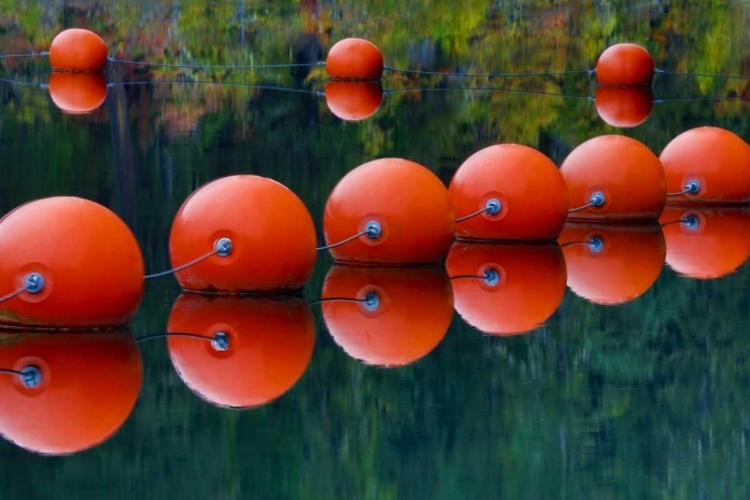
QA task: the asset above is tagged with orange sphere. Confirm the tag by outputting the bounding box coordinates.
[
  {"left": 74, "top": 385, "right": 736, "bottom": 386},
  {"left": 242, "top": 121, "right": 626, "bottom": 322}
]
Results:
[
  {"left": 595, "top": 86, "right": 653, "bottom": 128},
  {"left": 660, "top": 207, "right": 750, "bottom": 279},
  {"left": 558, "top": 222, "right": 666, "bottom": 305},
  {"left": 167, "top": 293, "right": 315, "bottom": 409},
  {"left": 48, "top": 72, "right": 107, "bottom": 114},
  {"left": 0, "top": 197, "right": 144, "bottom": 328},
  {"left": 49, "top": 28, "right": 108, "bottom": 72},
  {"left": 561, "top": 135, "right": 667, "bottom": 222},
  {"left": 325, "top": 81, "right": 383, "bottom": 121},
  {"left": 323, "top": 158, "right": 455, "bottom": 265},
  {"left": 596, "top": 43, "right": 654, "bottom": 86},
  {"left": 326, "top": 38, "right": 384, "bottom": 81},
  {"left": 659, "top": 127, "right": 750, "bottom": 204},
  {"left": 169, "top": 175, "right": 317, "bottom": 292},
  {"left": 446, "top": 242, "right": 566, "bottom": 336},
  {"left": 321, "top": 265, "right": 453, "bottom": 367},
  {"left": 449, "top": 144, "right": 568, "bottom": 241},
  {"left": 0, "top": 330, "right": 142, "bottom": 455}
]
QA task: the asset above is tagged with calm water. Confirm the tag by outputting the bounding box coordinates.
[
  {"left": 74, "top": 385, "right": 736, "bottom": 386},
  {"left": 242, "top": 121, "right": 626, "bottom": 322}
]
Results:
[{"left": 2, "top": 1, "right": 750, "bottom": 499}]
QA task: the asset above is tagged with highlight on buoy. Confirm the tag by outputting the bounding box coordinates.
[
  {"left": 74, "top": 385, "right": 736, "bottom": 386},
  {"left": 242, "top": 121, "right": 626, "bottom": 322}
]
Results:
[
  {"left": 326, "top": 38, "right": 384, "bottom": 81},
  {"left": 169, "top": 175, "right": 317, "bottom": 293},
  {"left": 323, "top": 158, "right": 455, "bottom": 265},
  {"left": 595, "top": 43, "right": 654, "bottom": 87},
  {"left": 48, "top": 72, "right": 108, "bottom": 114},
  {"left": 49, "top": 28, "right": 108, "bottom": 73},
  {"left": 595, "top": 86, "right": 654, "bottom": 128},
  {"left": 659, "top": 126, "right": 750, "bottom": 204},
  {"left": 449, "top": 144, "right": 568, "bottom": 241},
  {"left": 0, "top": 197, "right": 144, "bottom": 328},
  {"left": 325, "top": 81, "right": 383, "bottom": 121}
]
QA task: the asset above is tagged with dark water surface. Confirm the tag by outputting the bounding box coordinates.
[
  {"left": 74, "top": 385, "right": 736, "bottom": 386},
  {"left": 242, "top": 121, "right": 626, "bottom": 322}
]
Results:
[{"left": 2, "top": 1, "right": 750, "bottom": 498}]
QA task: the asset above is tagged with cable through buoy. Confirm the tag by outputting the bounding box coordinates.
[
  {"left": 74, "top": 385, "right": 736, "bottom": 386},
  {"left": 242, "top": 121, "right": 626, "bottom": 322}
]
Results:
[
  {"left": 144, "top": 237, "right": 233, "bottom": 279},
  {"left": 136, "top": 331, "right": 230, "bottom": 351},
  {"left": 568, "top": 191, "right": 605, "bottom": 212},
  {"left": 449, "top": 268, "right": 501, "bottom": 286},
  {"left": 0, "top": 366, "right": 42, "bottom": 388},
  {"left": 308, "top": 291, "right": 381, "bottom": 311},
  {"left": 317, "top": 221, "right": 382, "bottom": 251},
  {"left": 667, "top": 180, "right": 701, "bottom": 197},
  {"left": 0, "top": 51, "right": 48, "bottom": 59},
  {"left": 0, "top": 272, "right": 46, "bottom": 305},
  {"left": 455, "top": 198, "right": 502, "bottom": 222}
]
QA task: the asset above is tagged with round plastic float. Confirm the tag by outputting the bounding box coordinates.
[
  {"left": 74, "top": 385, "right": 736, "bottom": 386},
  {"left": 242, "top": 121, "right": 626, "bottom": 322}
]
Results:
[
  {"left": 49, "top": 28, "right": 108, "bottom": 72},
  {"left": 326, "top": 38, "right": 384, "bottom": 80},
  {"left": 325, "top": 81, "right": 383, "bottom": 121},
  {"left": 595, "top": 86, "right": 653, "bottom": 128},
  {"left": 48, "top": 72, "right": 107, "bottom": 114},
  {"left": 596, "top": 43, "right": 654, "bottom": 86}
]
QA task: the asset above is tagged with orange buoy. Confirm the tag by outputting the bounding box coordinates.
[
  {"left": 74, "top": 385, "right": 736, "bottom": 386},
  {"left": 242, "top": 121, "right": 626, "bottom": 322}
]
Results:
[
  {"left": 323, "top": 158, "right": 455, "bottom": 265},
  {"left": 561, "top": 135, "right": 667, "bottom": 222},
  {"left": 449, "top": 144, "right": 568, "bottom": 241},
  {"left": 595, "top": 86, "right": 653, "bottom": 128},
  {"left": 0, "top": 197, "right": 144, "bottom": 328},
  {"left": 169, "top": 175, "right": 317, "bottom": 293},
  {"left": 49, "top": 28, "right": 108, "bottom": 73},
  {"left": 325, "top": 81, "right": 383, "bottom": 121},
  {"left": 48, "top": 72, "right": 107, "bottom": 114},
  {"left": 595, "top": 43, "right": 654, "bottom": 86},
  {"left": 558, "top": 222, "right": 666, "bottom": 305},
  {"left": 659, "top": 126, "right": 750, "bottom": 204},
  {"left": 321, "top": 265, "right": 453, "bottom": 367},
  {"left": 446, "top": 242, "right": 566, "bottom": 336},
  {"left": 0, "top": 330, "right": 142, "bottom": 455},
  {"left": 326, "top": 38, "right": 384, "bottom": 81},
  {"left": 167, "top": 293, "right": 315, "bottom": 409},
  {"left": 660, "top": 207, "right": 750, "bottom": 279}
]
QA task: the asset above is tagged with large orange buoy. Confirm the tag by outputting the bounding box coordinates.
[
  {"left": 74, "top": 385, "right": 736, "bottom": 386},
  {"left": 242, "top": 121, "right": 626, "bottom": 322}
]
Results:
[
  {"left": 561, "top": 135, "right": 667, "bottom": 222},
  {"left": 558, "top": 222, "right": 666, "bottom": 305},
  {"left": 449, "top": 144, "right": 568, "bottom": 241},
  {"left": 326, "top": 38, "right": 384, "bottom": 81},
  {"left": 49, "top": 28, "right": 108, "bottom": 73},
  {"left": 595, "top": 43, "right": 654, "bottom": 86},
  {"left": 659, "top": 207, "right": 750, "bottom": 279},
  {"left": 325, "top": 81, "right": 383, "bottom": 121},
  {"left": 48, "top": 72, "right": 108, "bottom": 114},
  {"left": 0, "top": 197, "right": 144, "bottom": 328},
  {"left": 0, "top": 330, "right": 142, "bottom": 455},
  {"left": 321, "top": 265, "right": 453, "bottom": 367},
  {"left": 659, "top": 127, "right": 750, "bottom": 205},
  {"left": 446, "top": 242, "right": 566, "bottom": 336},
  {"left": 167, "top": 293, "right": 315, "bottom": 409},
  {"left": 595, "top": 86, "right": 653, "bottom": 128},
  {"left": 169, "top": 175, "right": 317, "bottom": 293},
  {"left": 323, "top": 158, "right": 455, "bottom": 265}
]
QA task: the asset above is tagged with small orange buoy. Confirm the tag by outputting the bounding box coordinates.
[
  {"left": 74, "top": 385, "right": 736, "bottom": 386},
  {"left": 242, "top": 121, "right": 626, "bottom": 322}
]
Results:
[
  {"left": 323, "top": 158, "right": 455, "bottom": 265},
  {"left": 595, "top": 86, "right": 653, "bottom": 128},
  {"left": 325, "top": 81, "right": 383, "bottom": 121},
  {"left": 659, "top": 126, "right": 750, "bottom": 204},
  {"left": 326, "top": 38, "right": 384, "bottom": 81},
  {"left": 0, "top": 197, "right": 144, "bottom": 328},
  {"left": 169, "top": 175, "right": 317, "bottom": 293},
  {"left": 561, "top": 135, "right": 667, "bottom": 222},
  {"left": 48, "top": 72, "right": 107, "bottom": 114},
  {"left": 0, "top": 330, "right": 142, "bottom": 455},
  {"left": 446, "top": 242, "right": 566, "bottom": 336},
  {"left": 558, "top": 222, "right": 666, "bottom": 305},
  {"left": 167, "top": 293, "right": 315, "bottom": 409},
  {"left": 49, "top": 28, "right": 108, "bottom": 73},
  {"left": 449, "top": 144, "right": 568, "bottom": 241},
  {"left": 595, "top": 43, "right": 654, "bottom": 86},
  {"left": 660, "top": 207, "right": 750, "bottom": 279},
  {"left": 321, "top": 265, "right": 453, "bottom": 367}
]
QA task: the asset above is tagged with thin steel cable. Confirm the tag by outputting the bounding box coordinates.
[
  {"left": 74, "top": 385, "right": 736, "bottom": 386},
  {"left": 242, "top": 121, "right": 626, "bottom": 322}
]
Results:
[
  {"left": 0, "top": 285, "right": 28, "bottom": 304},
  {"left": 456, "top": 206, "right": 492, "bottom": 223},
  {"left": 317, "top": 230, "right": 369, "bottom": 251},
  {"left": 144, "top": 248, "right": 218, "bottom": 279}
]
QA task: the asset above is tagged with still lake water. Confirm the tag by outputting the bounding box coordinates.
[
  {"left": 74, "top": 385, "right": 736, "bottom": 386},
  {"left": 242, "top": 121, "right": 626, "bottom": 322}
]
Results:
[{"left": 2, "top": 1, "right": 750, "bottom": 498}]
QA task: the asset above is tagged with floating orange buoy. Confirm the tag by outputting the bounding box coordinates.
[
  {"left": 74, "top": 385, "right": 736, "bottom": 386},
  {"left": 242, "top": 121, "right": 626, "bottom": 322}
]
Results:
[
  {"left": 0, "top": 197, "right": 144, "bottom": 328},
  {"left": 595, "top": 86, "right": 653, "bottom": 128},
  {"left": 326, "top": 38, "right": 384, "bottom": 80},
  {"left": 446, "top": 242, "right": 566, "bottom": 336},
  {"left": 167, "top": 293, "right": 315, "bottom": 409},
  {"left": 595, "top": 43, "right": 654, "bottom": 86},
  {"left": 659, "top": 127, "right": 750, "bottom": 204},
  {"left": 325, "top": 81, "right": 383, "bottom": 121},
  {"left": 659, "top": 207, "right": 750, "bottom": 279},
  {"left": 48, "top": 72, "right": 107, "bottom": 114},
  {"left": 449, "top": 144, "right": 568, "bottom": 241},
  {"left": 561, "top": 135, "right": 667, "bottom": 222},
  {"left": 558, "top": 222, "right": 666, "bottom": 305},
  {"left": 321, "top": 265, "right": 453, "bottom": 367},
  {"left": 0, "top": 330, "right": 142, "bottom": 455},
  {"left": 169, "top": 175, "right": 317, "bottom": 293},
  {"left": 323, "top": 158, "right": 455, "bottom": 265},
  {"left": 49, "top": 28, "right": 108, "bottom": 73}
]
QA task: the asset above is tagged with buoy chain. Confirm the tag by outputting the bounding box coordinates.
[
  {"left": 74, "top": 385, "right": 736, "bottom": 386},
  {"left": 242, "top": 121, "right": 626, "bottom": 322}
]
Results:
[
  {"left": 136, "top": 331, "right": 230, "bottom": 351},
  {"left": 0, "top": 366, "right": 42, "bottom": 388},
  {"left": 144, "top": 237, "right": 232, "bottom": 280}
]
